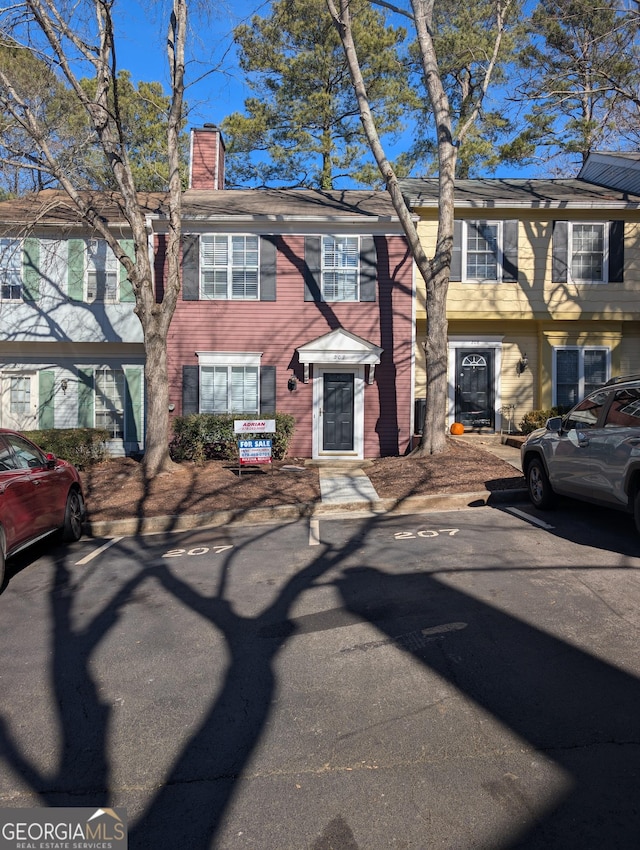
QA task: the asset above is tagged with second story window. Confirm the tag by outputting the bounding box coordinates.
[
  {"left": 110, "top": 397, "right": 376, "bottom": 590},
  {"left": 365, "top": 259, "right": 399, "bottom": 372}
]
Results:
[
  {"left": 200, "top": 235, "right": 259, "bottom": 300},
  {"left": 569, "top": 223, "right": 606, "bottom": 282},
  {"left": 86, "top": 239, "right": 118, "bottom": 302},
  {"left": 450, "top": 220, "right": 518, "bottom": 284},
  {"left": 466, "top": 222, "right": 499, "bottom": 280},
  {"left": 0, "top": 238, "right": 22, "bottom": 300},
  {"left": 552, "top": 220, "right": 622, "bottom": 284},
  {"left": 322, "top": 236, "right": 359, "bottom": 301}
]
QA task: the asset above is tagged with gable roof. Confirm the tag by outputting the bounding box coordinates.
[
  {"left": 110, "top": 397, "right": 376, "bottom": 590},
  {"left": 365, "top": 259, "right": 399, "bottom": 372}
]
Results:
[
  {"left": 181, "top": 188, "right": 399, "bottom": 222},
  {"left": 400, "top": 177, "right": 640, "bottom": 209},
  {"left": 0, "top": 187, "right": 402, "bottom": 232}
]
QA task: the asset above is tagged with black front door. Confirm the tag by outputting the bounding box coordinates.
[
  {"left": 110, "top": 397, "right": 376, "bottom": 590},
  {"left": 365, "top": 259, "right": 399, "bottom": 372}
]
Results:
[
  {"left": 323, "top": 373, "right": 354, "bottom": 451},
  {"left": 455, "top": 350, "right": 494, "bottom": 429}
]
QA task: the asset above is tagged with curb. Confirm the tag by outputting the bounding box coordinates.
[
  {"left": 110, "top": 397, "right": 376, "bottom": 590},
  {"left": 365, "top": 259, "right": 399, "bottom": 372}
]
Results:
[{"left": 83, "top": 488, "right": 529, "bottom": 538}]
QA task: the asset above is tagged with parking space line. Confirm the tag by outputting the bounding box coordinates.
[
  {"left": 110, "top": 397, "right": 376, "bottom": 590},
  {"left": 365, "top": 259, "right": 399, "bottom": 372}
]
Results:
[
  {"left": 505, "top": 507, "right": 555, "bottom": 530},
  {"left": 309, "top": 519, "right": 320, "bottom": 546},
  {"left": 75, "top": 537, "right": 124, "bottom": 565}
]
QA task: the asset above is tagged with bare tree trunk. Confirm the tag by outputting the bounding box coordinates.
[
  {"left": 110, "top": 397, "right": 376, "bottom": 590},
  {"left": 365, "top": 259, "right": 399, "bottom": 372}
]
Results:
[
  {"left": 327, "top": 0, "right": 457, "bottom": 454},
  {"left": 410, "top": 0, "right": 457, "bottom": 454},
  {"left": 0, "top": 0, "right": 188, "bottom": 479}
]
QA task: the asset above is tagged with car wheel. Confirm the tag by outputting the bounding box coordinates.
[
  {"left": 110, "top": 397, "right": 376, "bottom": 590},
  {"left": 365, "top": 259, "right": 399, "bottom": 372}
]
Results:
[
  {"left": 634, "top": 489, "right": 640, "bottom": 536},
  {"left": 62, "top": 489, "right": 84, "bottom": 542},
  {"left": 527, "top": 458, "right": 555, "bottom": 509}
]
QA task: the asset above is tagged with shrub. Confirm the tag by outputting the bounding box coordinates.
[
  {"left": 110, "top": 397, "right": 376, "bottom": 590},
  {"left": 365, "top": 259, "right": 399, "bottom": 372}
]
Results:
[
  {"left": 21, "top": 428, "right": 110, "bottom": 470},
  {"left": 170, "top": 412, "right": 296, "bottom": 464},
  {"left": 519, "top": 408, "right": 562, "bottom": 435}
]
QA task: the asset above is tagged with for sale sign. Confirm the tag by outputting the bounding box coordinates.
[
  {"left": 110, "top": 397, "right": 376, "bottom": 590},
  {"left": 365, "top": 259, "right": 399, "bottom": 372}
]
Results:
[{"left": 238, "top": 439, "right": 272, "bottom": 465}]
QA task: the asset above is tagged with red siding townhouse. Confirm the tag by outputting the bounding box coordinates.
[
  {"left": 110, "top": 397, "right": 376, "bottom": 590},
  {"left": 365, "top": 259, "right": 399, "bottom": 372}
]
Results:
[{"left": 159, "top": 126, "right": 415, "bottom": 460}]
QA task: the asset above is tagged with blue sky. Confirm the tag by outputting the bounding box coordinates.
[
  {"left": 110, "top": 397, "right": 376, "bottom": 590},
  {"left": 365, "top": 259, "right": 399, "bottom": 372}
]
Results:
[
  {"left": 112, "top": 0, "right": 534, "bottom": 180},
  {"left": 114, "top": 1, "right": 266, "bottom": 129}
]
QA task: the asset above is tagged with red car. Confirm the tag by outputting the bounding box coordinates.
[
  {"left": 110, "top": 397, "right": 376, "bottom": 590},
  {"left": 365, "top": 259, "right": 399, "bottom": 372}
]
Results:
[{"left": 0, "top": 429, "right": 85, "bottom": 587}]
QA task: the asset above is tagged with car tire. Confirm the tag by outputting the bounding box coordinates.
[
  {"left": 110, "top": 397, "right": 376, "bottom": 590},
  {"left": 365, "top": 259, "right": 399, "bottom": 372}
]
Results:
[
  {"left": 634, "top": 489, "right": 640, "bottom": 536},
  {"left": 62, "top": 489, "right": 84, "bottom": 542},
  {"left": 527, "top": 457, "right": 555, "bottom": 509}
]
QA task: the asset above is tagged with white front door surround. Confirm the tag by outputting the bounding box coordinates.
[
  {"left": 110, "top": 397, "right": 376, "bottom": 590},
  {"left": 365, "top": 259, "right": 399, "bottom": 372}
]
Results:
[
  {"left": 448, "top": 337, "right": 503, "bottom": 431},
  {"left": 297, "top": 329, "right": 383, "bottom": 460}
]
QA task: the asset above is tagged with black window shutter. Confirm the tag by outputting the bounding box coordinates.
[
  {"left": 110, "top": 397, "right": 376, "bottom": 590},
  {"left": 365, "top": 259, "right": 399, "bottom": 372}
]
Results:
[
  {"left": 450, "top": 220, "right": 462, "bottom": 281},
  {"left": 304, "top": 236, "right": 322, "bottom": 301},
  {"left": 260, "top": 236, "right": 277, "bottom": 301},
  {"left": 552, "top": 221, "right": 568, "bottom": 283},
  {"left": 182, "top": 235, "right": 200, "bottom": 301},
  {"left": 609, "top": 220, "right": 624, "bottom": 282},
  {"left": 260, "top": 365, "right": 276, "bottom": 413},
  {"left": 359, "top": 235, "right": 377, "bottom": 302},
  {"left": 182, "top": 365, "right": 199, "bottom": 414},
  {"left": 502, "top": 220, "right": 519, "bottom": 282}
]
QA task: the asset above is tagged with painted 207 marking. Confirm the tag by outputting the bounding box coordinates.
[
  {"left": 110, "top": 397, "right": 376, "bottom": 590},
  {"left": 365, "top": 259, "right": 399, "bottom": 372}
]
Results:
[
  {"left": 163, "top": 545, "right": 233, "bottom": 558},
  {"left": 394, "top": 529, "right": 460, "bottom": 540}
]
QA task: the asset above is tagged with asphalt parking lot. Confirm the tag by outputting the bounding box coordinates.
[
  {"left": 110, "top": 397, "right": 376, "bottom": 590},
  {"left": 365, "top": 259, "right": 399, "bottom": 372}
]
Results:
[{"left": 1, "top": 501, "right": 639, "bottom": 849}]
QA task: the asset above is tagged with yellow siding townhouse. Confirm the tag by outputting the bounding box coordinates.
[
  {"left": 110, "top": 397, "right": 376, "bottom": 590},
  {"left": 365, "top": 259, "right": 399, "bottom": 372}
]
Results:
[{"left": 402, "top": 152, "right": 640, "bottom": 435}]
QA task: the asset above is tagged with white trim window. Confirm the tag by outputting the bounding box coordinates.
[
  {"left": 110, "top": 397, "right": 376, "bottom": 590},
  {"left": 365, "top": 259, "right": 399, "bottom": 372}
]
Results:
[
  {"left": 569, "top": 222, "right": 608, "bottom": 283},
  {"left": 465, "top": 221, "right": 500, "bottom": 281},
  {"left": 199, "top": 353, "right": 260, "bottom": 414},
  {"left": 0, "top": 238, "right": 22, "bottom": 300},
  {"left": 86, "top": 239, "right": 118, "bottom": 302},
  {"left": 322, "top": 235, "right": 359, "bottom": 301},
  {"left": 200, "top": 234, "right": 259, "bottom": 300},
  {"left": 553, "top": 346, "right": 610, "bottom": 409},
  {"left": 95, "top": 367, "right": 125, "bottom": 438}
]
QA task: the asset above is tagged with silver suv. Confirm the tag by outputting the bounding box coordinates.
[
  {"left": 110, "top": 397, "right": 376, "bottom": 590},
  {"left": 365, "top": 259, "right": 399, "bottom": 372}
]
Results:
[{"left": 521, "top": 375, "right": 640, "bottom": 534}]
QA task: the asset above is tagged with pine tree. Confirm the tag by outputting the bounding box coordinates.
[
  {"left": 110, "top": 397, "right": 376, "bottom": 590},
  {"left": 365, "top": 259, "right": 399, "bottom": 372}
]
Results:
[{"left": 222, "top": 0, "right": 415, "bottom": 188}]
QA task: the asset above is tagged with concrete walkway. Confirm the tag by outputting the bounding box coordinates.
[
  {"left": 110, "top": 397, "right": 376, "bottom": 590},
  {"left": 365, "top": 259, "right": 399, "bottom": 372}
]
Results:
[
  {"left": 319, "top": 467, "right": 380, "bottom": 504},
  {"left": 316, "top": 434, "right": 523, "bottom": 507}
]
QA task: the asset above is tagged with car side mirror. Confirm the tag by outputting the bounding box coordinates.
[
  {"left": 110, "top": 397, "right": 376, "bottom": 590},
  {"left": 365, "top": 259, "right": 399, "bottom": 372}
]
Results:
[
  {"left": 546, "top": 416, "right": 563, "bottom": 434},
  {"left": 45, "top": 453, "right": 57, "bottom": 469}
]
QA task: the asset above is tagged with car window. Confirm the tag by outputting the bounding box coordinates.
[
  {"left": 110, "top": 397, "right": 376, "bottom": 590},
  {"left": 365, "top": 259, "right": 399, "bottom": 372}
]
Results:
[
  {"left": 564, "top": 390, "right": 610, "bottom": 430},
  {"left": 4, "top": 434, "right": 46, "bottom": 469},
  {"left": 604, "top": 388, "right": 640, "bottom": 428},
  {"left": 0, "top": 436, "right": 18, "bottom": 471}
]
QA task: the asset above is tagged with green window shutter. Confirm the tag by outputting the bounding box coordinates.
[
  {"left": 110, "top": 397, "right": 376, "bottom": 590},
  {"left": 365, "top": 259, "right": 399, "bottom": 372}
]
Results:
[
  {"left": 22, "top": 238, "right": 40, "bottom": 301},
  {"left": 119, "top": 239, "right": 136, "bottom": 302},
  {"left": 38, "top": 370, "right": 55, "bottom": 429},
  {"left": 124, "top": 366, "right": 143, "bottom": 444},
  {"left": 77, "top": 369, "right": 94, "bottom": 427},
  {"left": 68, "top": 239, "right": 85, "bottom": 301}
]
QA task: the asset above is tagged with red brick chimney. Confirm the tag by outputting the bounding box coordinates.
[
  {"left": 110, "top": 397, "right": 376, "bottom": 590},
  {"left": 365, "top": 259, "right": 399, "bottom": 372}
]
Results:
[{"left": 189, "top": 124, "right": 226, "bottom": 190}]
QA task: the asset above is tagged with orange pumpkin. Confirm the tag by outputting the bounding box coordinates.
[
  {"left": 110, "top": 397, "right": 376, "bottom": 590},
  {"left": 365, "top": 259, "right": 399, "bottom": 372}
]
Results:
[{"left": 450, "top": 422, "right": 465, "bottom": 435}]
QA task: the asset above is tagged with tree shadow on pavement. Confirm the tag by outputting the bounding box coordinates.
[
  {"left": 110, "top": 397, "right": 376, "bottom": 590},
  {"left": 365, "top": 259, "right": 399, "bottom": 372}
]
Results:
[
  {"left": 0, "top": 511, "right": 639, "bottom": 849},
  {"left": 336, "top": 565, "right": 640, "bottom": 848}
]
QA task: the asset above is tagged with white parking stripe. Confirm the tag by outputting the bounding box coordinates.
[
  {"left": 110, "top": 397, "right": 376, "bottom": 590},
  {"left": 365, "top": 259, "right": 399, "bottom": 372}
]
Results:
[
  {"left": 75, "top": 537, "right": 124, "bottom": 565},
  {"left": 309, "top": 519, "right": 320, "bottom": 546},
  {"left": 506, "top": 507, "right": 555, "bottom": 530}
]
